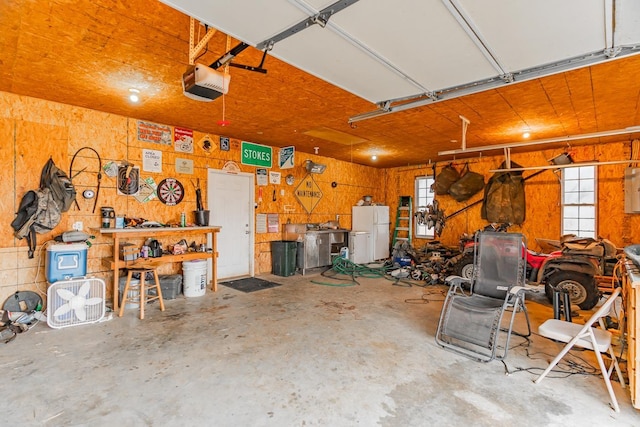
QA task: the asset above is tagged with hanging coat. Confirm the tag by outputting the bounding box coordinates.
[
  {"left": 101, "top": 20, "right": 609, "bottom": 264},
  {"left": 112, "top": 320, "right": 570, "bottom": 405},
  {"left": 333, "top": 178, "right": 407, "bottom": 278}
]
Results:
[{"left": 481, "top": 161, "right": 525, "bottom": 225}]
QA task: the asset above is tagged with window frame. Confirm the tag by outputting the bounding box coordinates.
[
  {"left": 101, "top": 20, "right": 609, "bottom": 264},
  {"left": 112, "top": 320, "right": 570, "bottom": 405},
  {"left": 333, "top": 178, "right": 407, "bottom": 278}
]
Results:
[
  {"left": 415, "top": 175, "right": 435, "bottom": 239},
  {"left": 561, "top": 165, "right": 597, "bottom": 239}
]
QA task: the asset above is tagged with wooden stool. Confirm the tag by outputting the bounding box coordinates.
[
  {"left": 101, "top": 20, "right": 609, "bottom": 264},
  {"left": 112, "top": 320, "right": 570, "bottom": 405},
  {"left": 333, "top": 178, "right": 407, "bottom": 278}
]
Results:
[{"left": 119, "top": 267, "right": 165, "bottom": 319}]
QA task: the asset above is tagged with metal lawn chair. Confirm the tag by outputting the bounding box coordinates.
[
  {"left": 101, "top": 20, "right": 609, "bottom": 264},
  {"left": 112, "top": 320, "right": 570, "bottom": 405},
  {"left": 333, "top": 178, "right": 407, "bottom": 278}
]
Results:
[{"left": 436, "top": 231, "right": 531, "bottom": 362}]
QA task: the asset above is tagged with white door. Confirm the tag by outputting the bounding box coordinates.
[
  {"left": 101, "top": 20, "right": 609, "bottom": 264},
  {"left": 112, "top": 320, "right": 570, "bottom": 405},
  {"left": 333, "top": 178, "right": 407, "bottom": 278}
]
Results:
[{"left": 207, "top": 169, "right": 254, "bottom": 279}]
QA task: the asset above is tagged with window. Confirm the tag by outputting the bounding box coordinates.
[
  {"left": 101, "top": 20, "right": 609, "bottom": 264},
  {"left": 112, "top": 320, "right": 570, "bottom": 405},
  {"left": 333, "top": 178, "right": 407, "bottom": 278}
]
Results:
[
  {"left": 561, "top": 165, "right": 596, "bottom": 239},
  {"left": 415, "top": 176, "right": 435, "bottom": 238}
]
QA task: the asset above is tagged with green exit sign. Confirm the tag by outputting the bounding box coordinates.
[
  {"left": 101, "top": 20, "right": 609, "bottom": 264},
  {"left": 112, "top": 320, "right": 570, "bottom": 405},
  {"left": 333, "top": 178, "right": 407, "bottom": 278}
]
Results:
[{"left": 241, "top": 141, "right": 272, "bottom": 168}]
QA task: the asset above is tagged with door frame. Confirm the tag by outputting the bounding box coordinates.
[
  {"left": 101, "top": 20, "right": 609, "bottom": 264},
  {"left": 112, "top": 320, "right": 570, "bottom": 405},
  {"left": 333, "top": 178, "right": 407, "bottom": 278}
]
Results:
[{"left": 207, "top": 168, "right": 255, "bottom": 280}]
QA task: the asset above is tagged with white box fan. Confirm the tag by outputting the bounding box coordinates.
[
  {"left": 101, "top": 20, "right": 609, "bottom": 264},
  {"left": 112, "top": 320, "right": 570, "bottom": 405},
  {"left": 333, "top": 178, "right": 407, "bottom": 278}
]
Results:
[{"left": 47, "top": 278, "right": 106, "bottom": 329}]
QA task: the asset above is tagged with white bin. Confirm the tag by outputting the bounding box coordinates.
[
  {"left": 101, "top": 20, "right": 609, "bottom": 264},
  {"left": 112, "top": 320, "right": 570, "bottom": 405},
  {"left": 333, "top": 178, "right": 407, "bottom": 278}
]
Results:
[
  {"left": 182, "top": 260, "right": 207, "bottom": 297},
  {"left": 118, "top": 276, "right": 140, "bottom": 309}
]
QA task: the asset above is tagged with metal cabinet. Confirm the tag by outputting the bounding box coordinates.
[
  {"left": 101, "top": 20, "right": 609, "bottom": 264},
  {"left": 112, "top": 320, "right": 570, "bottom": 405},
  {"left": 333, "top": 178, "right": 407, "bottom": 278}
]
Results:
[
  {"left": 282, "top": 224, "right": 349, "bottom": 274},
  {"left": 303, "top": 232, "right": 331, "bottom": 271}
]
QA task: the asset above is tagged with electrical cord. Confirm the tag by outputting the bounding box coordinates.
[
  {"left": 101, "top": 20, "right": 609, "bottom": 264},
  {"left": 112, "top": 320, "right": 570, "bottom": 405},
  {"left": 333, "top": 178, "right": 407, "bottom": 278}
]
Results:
[
  {"left": 404, "top": 288, "right": 447, "bottom": 304},
  {"left": 503, "top": 331, "right": 626, "bottom": 384},
  {"left": 70, "top": 146, "right": 103, "bottom": 213},
  {"left": 33, "top": 239, "right": 56, "bottom": 299}
]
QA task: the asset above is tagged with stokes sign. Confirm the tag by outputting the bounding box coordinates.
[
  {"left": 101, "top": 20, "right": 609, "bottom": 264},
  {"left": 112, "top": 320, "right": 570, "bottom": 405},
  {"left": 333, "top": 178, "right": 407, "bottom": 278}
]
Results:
[{"left": 241, "top": 141, "right": 272, "bottom": 168}]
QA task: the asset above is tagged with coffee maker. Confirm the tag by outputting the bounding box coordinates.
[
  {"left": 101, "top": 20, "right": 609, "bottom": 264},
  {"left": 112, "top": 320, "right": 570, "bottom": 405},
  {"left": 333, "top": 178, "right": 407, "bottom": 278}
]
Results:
[{"left": 101, "top": 206, "right": 115, "bottom": 228}]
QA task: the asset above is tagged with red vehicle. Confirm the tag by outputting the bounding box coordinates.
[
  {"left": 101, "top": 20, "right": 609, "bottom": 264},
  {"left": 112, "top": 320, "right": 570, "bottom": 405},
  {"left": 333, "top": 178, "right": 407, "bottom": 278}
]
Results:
[{"left": 451, "top": 225, "right": 616, "bottom": 310}]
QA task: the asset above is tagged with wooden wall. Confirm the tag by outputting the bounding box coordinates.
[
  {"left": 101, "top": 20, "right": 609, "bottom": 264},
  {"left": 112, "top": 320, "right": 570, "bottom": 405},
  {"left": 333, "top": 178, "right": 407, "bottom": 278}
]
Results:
[
  {"left": 0, "top": 91, "right": 384, "bottom": 305},
  {"left": 385, "top": 142, "right": 640, "bottom": 251},
  {"left": 3, "top": 89, "right": 639, "bottom": 307}
]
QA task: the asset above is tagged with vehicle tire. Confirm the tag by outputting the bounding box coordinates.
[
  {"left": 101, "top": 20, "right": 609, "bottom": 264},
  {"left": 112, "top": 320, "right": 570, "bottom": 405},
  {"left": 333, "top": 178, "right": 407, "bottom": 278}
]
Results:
[
  {"left": 544, "top": 271, "right": 599, "bottom": 310},
  {"left": 453, "top": 253, "right": 475, "bottom": 280}
]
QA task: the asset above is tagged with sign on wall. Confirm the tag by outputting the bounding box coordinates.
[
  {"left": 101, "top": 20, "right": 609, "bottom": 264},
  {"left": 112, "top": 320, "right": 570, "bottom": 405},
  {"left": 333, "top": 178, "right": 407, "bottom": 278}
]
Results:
[
  {"left": 142, "top": 149, "right": 162, "bottom": 173},
  {"left": 241, "top": 141, "right": 272, "bottom": 168},
  {"left": 175, "top": 157, "right": 194, "bottom": 174},
  {"left": 294, "top": 174, "right": 323, "bottom": 213},
  {"left": 174, "top": 127, "right": 194, "bottom": 153},
  {"left": 137, "top": 120, "right": 172, "bottom": 145},
  {"left": 269, "top": 171, "right": 281, "bottom": 185},
  {"left": 279, "top": 146, "right": 295, "bottom": 169},
  {"left": 256, "top": 168, "right": 268, "bottom": 186}
]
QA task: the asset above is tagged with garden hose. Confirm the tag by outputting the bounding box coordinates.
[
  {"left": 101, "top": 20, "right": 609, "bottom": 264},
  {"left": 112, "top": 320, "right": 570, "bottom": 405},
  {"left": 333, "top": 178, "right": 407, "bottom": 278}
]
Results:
[{"left": 311, "top": 257, "right": 392, "bottom": 287}]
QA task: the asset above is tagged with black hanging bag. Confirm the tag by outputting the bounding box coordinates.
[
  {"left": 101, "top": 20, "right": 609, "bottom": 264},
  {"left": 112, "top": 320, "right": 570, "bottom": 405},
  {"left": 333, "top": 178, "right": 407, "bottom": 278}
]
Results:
[
  {"left": 448, "top": 163, "right": 485, "bottom": 202},
  {"left": 432, "top": 164, "right": 460, "bottom": 195},
  {"left": 481, "top": 161, "right": 526, "bottom": 224}
]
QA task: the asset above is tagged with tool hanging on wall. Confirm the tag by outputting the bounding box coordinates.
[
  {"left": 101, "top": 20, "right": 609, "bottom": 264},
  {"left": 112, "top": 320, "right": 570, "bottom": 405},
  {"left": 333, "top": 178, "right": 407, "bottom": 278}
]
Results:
[
  {"left": 69, "top": 147, "right": 103, "bottom": 213},
  {"left": 192, "top": 178, "right": 204, "bottom": 211}
]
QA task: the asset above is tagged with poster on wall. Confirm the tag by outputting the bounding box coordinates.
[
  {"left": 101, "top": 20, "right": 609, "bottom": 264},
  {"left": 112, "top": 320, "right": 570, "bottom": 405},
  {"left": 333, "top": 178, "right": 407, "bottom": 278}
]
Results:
[
  {"left": 269, "top": 171, "right": 281, "bottom": 185},
  {"left": 174, "top": 127, "right": 194, "bottom": 153},
  {"left": 137, "top": 120, "right": 172, "bottom": 145},
  {"left": 279, "top": 146, "right": 295, "bottom": 169},
  {"left": 256, "top": 214, "right": 267, "bottom": 233},
  {"left": 175, "top": 158, "right": 194, "bottom": 174},
  {"left": 256, "top": 168, "right": 268, "bottom": 186},
  {"left": 267, "top": 214, "right": 279, "bottom": 233},
  {"left": 134, "top": 177, "right": 158, "bottom": 203},
  {"left": 142, "top": 149, "right": 162, "bottom": 173}
]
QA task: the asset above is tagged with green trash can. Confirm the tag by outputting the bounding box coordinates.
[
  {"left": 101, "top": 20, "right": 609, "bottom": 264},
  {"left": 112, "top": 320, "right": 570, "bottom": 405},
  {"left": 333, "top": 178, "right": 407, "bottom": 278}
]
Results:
[{"left": 271, "top": 240, "right": 297, "bottom": 276}]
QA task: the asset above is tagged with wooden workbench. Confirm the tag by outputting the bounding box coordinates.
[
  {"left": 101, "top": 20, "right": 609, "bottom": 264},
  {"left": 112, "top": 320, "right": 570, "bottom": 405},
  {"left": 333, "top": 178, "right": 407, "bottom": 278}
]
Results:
[{"left": 100, "top": 226, "right": 221, "bottom": 312}]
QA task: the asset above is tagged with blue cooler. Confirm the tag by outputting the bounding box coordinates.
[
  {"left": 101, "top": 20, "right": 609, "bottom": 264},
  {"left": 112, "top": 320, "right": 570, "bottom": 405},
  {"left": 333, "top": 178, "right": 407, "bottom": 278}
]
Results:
[{"left": 46, "top": 243, "right": 88, "bottom": 283}]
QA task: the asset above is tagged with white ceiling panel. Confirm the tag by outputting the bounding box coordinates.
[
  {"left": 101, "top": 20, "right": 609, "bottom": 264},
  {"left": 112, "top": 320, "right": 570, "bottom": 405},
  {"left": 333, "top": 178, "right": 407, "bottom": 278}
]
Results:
[
  {"left": 456, "top": 0, "right": 606, "bottom": 71},
  {"left": 330, "top": 0, "right": 498, "bottom": 92},
  {"left": 159, "top": 0, "right": 309, "bottom": 45},
  {"left": 616, "top": 1, "right": 640, "bottom": 45},
  {"left": 161, "top": 0, "right": 640, "bottom": 109},
  {"left": 272, "top": 26, "right": 422, "bottom": 102}
]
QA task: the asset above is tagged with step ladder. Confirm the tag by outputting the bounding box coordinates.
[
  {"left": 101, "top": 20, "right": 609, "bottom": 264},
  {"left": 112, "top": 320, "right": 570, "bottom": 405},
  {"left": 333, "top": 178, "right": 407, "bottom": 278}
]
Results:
[{"left": 392, "top": 196, "right": 413, "bottom": 247}]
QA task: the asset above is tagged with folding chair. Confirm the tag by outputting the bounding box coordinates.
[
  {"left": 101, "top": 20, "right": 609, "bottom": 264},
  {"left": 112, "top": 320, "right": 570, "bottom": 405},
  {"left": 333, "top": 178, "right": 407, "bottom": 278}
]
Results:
[
  {"left": 435, "top": 231, "right": 531, "bottom": 362},
  {"left": 534, "top": 287, "right": 625, "bottom": 412}
]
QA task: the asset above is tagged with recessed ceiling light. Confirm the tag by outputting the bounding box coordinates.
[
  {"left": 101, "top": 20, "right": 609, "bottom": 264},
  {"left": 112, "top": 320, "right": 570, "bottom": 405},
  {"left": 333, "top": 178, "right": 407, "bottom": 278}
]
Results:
[
  {"left": 523, "top": 131, "right": 531, "bottom": 139},
  {"left": 128, "top": 88, "right": 140, "bottom": 103}
]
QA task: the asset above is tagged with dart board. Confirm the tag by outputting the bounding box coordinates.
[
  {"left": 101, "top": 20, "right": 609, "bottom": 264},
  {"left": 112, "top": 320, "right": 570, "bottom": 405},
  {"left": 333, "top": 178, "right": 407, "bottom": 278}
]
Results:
[{"left": 157, "top": 178, "right": 184, "bottom": 206}]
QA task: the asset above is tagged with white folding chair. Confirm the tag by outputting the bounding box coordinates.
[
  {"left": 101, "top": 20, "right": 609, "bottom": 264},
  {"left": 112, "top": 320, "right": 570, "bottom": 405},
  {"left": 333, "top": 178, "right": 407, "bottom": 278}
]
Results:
[{"left": 534, "top": 287, "right": 625, "bottom": 412}]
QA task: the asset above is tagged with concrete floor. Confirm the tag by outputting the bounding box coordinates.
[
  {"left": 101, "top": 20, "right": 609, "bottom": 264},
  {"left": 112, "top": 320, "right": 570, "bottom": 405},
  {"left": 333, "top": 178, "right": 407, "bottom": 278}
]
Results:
[{"left": 1, "top": 271, "right": 638, "bottom": 426}]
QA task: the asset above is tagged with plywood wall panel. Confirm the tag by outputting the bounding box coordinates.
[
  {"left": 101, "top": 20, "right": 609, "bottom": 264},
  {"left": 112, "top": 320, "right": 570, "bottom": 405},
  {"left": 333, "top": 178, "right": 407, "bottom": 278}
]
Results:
[
  {"left": 88, "top": 98, "right": 385, "bottom": 280},
  {"left": 386, "top": 141, "right": 640, "bottom": 252},
  {"left": 0, "top": 119, "right": 16, "bottom": 244},
  {"left": 4, "top": 90, "right": 640, "bottom": 302}
]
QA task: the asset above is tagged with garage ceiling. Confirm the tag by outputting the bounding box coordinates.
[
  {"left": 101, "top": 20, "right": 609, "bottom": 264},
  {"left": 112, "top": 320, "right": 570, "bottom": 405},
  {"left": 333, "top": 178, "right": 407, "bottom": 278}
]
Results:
[
  {"left": 163, "top": 0, "right": 640, "bottom": 106},
  {"left": 2, "top": 0, "right": 640, "bottom": 168}
]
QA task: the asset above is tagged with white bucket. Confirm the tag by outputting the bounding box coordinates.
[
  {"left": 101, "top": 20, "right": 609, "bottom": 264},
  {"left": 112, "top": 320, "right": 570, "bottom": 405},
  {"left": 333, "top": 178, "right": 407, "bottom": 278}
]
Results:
[
  {"left": 183, "top": 260, "right": 207, "bottom": 297},
  {"left": 119, "top": 277, "right": 140, "bottom": 309}
]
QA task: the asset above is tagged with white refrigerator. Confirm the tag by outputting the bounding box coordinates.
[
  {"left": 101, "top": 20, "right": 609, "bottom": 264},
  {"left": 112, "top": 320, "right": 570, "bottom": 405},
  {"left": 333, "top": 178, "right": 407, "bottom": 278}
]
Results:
[{"left": 352, "top": 206, "right": 390, "bottom": 261}]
